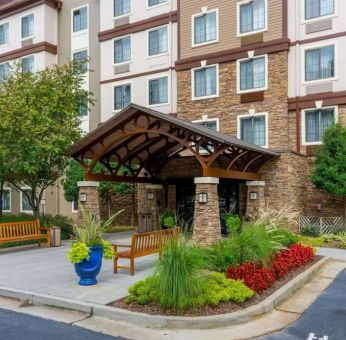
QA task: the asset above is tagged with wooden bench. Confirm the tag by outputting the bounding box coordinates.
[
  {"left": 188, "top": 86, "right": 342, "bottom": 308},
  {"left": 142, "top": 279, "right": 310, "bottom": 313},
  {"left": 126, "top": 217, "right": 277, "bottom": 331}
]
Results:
[
  {"left": 0, "top": 220, "right": 51, "bottom": 248},
  {"left": 113, "top": 228, "right": 180, "bottom": 276}
]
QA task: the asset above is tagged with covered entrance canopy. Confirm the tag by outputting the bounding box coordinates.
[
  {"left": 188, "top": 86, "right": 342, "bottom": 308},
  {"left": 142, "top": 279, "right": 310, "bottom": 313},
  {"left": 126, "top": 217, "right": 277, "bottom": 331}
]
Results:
[{"left": 66, "top": 104, "right": 279, "bottom": 182}]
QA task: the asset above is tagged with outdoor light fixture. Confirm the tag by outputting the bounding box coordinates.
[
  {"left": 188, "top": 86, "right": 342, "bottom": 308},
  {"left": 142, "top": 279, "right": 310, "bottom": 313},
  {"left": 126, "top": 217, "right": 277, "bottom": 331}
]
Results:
[
  {"left": 147, "top": 192, "right": 154, "bottom": 200},
  {"left": 40, "top": 199, "right": 46, "bottom": 205},
  {"left": 250, "top": 192, "right": 258, "bottom": 200},
  {"left": 80, "top": 193, "right": 87, "bottom": 202},
  {"left": 197, "top": 192, "right": 208, "bottom": 204}
]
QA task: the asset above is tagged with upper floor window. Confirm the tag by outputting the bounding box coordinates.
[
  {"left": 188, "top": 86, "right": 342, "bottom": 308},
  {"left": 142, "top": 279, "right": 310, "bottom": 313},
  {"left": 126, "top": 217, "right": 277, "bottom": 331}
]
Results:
[
  {"left": 73, "top": 7, "right": 88, "bottom": 33},
  {"left": 20, "top": 188, "right": 32, "bottom": 213},
  {"left": 114, "top": 0, "right": 131, "bottom": 17},
  {"left": 148, "top": 26, "right": 168, "bottom": 56},
  {"left": 238, "top": 0, "right": 266, "bottom": 35},
  {"left": 114, "top": 84, "right": 131, "bottom": 111},
  {"left": 305, "top": 45, "right": 334, "bottom": 82},
  {"left": 193, "top": 10, "right": 218, "bottom": 46},
  {"left": 238, "top": 55, "right": 267, "bottom": 93},
  {"left": 22, "top": 55, "right": 34, "bottom": 73},
  {"left": 148, "top": 0, "right": 167, "bottom": 7},
  {"left": 73, "top": 50, "right": 88, "bottom": 73},
  {"left": 0, "top": 62, "right": 9, "bottom": 82},
  {"left": 0, "top": 22, "right": 9, "bottom": 45},
  {"left": 239, "top": 115, "right": 267, "bottom": 147},
  {"left": 114, "top": 36, "right": 131, "bottom": 64},
  {"left": 148, "top": 76, "right": 168, "bottom": 106},
  {"left": 21, "top": 14, "right": 34, "bottom": 39},
  {"left": 304, "top": 107, "right": 335, "bottom": 144},
  {"left": 1, "top": 188, "right": 11, "bottom": 212},
  {"left": 305, "top": 0, "right": 334, "bottom": 21},
  {"left": 193, "top": 65, "right": 218, "bottom": 99},
  {"left": 79, "top": 96, "right": 89, "bottom": 117},
  {"left": 195, "top": 119, "right": 218, "bottom": 131}
]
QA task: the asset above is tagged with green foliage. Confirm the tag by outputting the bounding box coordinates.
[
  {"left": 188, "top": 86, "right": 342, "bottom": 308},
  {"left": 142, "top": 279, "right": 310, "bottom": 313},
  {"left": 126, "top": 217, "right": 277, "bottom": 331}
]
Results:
[
  {"left": 270, "top": 229, "right": 299, "bottom": 247},
  {"left": 40, "top": 214, "right": 73, "bottom": 240},
  {"left": 300, "top": 224, "right": 320, "bottom": 237},
  {"left": 0, "top": 213, "right": 35, "bottom": 223},
  {"left": 224, "top": 214, "right": 241, "bottom": 235},
  {"left": 126, "top": 276, "right": 159, "bottom": 305},
  {"left": 102, "top": 240, "right": 115, "bottom": 260},
  {"left": 159, "top": 209, "right": 175, "bottom": 227},
  {"left": 311, "top": 123, "right": 346, "bottom": 197},
  {"left": 67, "top": 242, "right": 90, "bottom": 264}
]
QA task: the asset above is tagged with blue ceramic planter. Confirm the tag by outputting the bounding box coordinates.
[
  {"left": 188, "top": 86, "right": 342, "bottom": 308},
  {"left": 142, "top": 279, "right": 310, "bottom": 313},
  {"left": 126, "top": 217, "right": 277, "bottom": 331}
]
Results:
[{"left": 74, "top": 245, "right": 103, "bottom": 286}]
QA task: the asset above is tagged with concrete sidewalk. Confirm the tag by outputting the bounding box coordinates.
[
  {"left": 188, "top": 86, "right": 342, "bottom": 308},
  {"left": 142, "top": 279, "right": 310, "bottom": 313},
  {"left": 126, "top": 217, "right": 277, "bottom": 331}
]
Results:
[
  {"left": 0, "top": 231, "right": 157, "bottom": 305},
  {"left": 317, "top": 247, "right": 346, "bottom": 261}
]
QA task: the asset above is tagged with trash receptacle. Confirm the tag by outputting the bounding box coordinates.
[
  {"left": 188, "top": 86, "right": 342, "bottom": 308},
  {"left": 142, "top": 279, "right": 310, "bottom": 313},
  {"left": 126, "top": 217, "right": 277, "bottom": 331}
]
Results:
[{"left": 50, "top": 226, "right": 61, "bottom": 247}]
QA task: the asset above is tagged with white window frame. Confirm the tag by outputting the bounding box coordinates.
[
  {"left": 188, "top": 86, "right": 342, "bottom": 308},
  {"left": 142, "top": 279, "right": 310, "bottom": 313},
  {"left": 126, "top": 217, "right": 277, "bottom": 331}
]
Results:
[
  {"left": 20, "top": 186, "right": 33, "bottom": 214},
  {"left": 71, "top": 5, "right": 89, "bottom": 36},
  {"left": 237, "top": 54, "right": 268, "bottom": 94},
  {"left": 147, "top": 24, "right": 170, "bottom": 59},
  {"left": 113, "top": 34, "right": 132, "bottom": 66},
  {"left": 147, "top": 73, "right": 170, "bottom": 108},
  {"left": 146, "top": 0, "right": 169, "bottom": 10},
  {"left": 237, "top": 0, "right": 268, "bottom": 37},
  {"left": 113, "top": 0, "right": 132, "bottom": 19},
  {"left": 237, "top": 111, "right": 269, "bottom": 148},
  {"left": 301, "top": 106, "right": 338, "bottom": 146},
  {"left": 72, "top": 200, "right": 78, "bottom": 213},
  {"left": 302, "top": 40, "right": 337, "bottom": 85},
  {"left": 21, "top": 54, "right": 35, "bottom": 73},
  {"left": 112, "top": 80, "right": 132, "bottom": 113},
  {"left": 2, "top": 186, "right": 11, "bottom": 213},
  {"left": 72, "top": 48, "right": 89, "bottom": 74},
  {"left": 302, "top": 0, "right": 337, "bottom": 24},
  {"left": 0, "top": 20, "right": 10, "bottom": 46},
  {"left": 191, "top": 8, "right": 219, "bottom": 48},
  {"left": 191, "top": 63, "right": 219, "bottom": 101},
  {"left": 20, "top": 12, "right": 35, "bottom": 41}
]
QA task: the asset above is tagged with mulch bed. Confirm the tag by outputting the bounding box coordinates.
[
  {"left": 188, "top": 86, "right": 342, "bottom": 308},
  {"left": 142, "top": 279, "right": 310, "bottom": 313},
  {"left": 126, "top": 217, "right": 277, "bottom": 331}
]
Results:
[{"left": 109, "top": 255, "right": 322, "bottom": 317}]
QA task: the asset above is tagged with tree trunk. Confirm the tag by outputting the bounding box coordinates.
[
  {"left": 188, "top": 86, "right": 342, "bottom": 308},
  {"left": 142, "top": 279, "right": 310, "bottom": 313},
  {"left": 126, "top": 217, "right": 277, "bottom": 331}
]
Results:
[{"left": 0, "top": 180, "right": 4, "bottom": 218}]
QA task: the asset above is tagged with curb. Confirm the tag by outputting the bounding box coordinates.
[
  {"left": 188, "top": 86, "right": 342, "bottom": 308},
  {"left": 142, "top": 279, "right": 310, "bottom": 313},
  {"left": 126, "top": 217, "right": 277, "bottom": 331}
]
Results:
[{"left": 0, "top": 257, "right": 329, "bottom": 330}]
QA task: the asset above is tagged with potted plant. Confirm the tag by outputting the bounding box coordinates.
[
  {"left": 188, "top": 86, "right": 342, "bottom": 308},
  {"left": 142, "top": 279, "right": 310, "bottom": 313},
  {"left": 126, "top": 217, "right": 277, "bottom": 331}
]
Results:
[
  {"left": 159, "top": 210, "right": 175, "bottom": 230},
  {"left": 67, "top": 205, "right": 122, "bottom": 286}
]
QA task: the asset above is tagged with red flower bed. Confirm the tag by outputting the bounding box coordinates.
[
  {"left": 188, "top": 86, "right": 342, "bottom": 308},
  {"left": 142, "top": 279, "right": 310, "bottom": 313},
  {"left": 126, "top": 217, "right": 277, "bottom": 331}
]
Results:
[{"left": 227, "top": 244, "right": 314, "bottom": 293}]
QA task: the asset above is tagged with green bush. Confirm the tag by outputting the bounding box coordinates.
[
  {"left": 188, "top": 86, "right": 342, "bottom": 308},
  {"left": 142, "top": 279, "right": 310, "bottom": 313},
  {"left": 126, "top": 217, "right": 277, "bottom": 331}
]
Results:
[
  {"left": 270, "top": 229, "right": 299, "bottom": 247},
  {"left": 224, "top": 214, "right": 241, "bottom": 236},
  {"left": 127, "top": 276, "right": 159, "bottom": 305},
  {"left": 300, "top": 224, "right": 320, "bottom": 237},
  {"left": 40, "top": 214, "right": 74, "bottom": 240},
  {"left": 0, "top": 213, "right": 35, "bottom": 223},
  {"left": 163, "top": 216, "right": 175, "bottom": 228}
]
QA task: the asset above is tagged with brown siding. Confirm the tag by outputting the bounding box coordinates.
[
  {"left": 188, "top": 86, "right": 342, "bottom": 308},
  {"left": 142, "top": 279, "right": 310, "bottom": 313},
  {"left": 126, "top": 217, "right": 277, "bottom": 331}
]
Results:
[{"left": 179, "top": 0, "right": 284, "bottom": 60}]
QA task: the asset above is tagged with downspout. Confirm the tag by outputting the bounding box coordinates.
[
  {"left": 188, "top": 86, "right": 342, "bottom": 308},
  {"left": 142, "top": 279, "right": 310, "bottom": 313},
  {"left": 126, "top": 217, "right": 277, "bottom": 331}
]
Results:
[{"left": 295, "top": 0, "right": 301, "bottom": 153}]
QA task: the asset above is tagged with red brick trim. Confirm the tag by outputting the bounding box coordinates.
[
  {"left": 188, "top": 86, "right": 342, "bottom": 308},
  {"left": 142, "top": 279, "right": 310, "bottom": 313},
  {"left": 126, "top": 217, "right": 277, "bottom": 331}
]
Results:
[
  {"left": 98, "top": 11, "right": 178, "bottom": 42},
  {"left": 0, "top": 42, "right": 57, "bottom": 63},
  {"left": 288, "top": 91, "right": 346, "bottom": 110},
  {"left": 100, "top": 66, "right": 175, "bottom": 85},
  {"left": 290, "top": 32, "right": 346, "bottom": 46},
  {"left": 0, "top": 0, "right": 62, "bottom": 20},
  {"left": 175, "top": 38, "right": 290, "bottom": 71}
]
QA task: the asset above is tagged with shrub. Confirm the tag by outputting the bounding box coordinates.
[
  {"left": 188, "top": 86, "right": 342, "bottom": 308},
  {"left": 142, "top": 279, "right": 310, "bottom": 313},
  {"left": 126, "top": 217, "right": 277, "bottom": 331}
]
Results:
[
  {"left": 300, "top": 224, "right": 320, "bottom": 237},
  {"left": 67, "top": 242, "right": 90, "bottom": 264},
  {"left": 0, "top": 213, "right": 35, "bottom": 223},
  {"left": 271, "top": 229, "right": 299, "bottom": 247},
  {"left": 223, "top": 213, "right": 241, "bottom": 236},
  {"left": 40, "top": 214, "right": 74, "bottom": 240},
  {"left": 127, "top": 276, "right": 159, "bottom": 305}
]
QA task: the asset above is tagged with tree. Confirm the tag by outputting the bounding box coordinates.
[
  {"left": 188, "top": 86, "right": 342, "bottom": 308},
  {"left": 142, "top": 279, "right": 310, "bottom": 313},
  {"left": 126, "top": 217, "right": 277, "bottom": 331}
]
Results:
[
  {"left": 0, "top": 60, "right": 92, "bottom": 217},
  {"left": 311, "top": 123, "right": 346, "bottom": 222}
]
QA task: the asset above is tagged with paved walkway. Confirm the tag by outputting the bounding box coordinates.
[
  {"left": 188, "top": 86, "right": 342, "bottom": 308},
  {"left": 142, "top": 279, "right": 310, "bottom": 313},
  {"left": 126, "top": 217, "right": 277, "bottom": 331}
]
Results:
[
  {"left": 0, "top": 231, "right": 157, "bottom": 305},
  {"left": 316, "top": 247, "right": 346, "bottom": 261}
]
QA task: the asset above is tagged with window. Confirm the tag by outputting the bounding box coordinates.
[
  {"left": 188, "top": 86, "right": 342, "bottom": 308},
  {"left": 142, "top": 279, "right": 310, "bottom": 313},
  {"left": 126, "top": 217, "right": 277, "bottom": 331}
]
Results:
[
  {"left": 193, "top": 10, "right": 217, "bottom": 46},
  {"left": 304, "top": 108, "right": 335, "bottom": 143},
  {"left": 114, "top": 36, "right": 131, "bottom": 64},
  {"left": 22, "top": 55, "right": 34, "bottom": 73},
  {"left": 239, "top": 0, "right": 266, "bottom": 35},
  {"left": 239, "top": 56, "right": 266, "bottom": 92},
  {"left": 0, "top": 63, "right": 9, "bottom": 82},
  {"left": 0, "top": 22, "right": 9, "bottom": 45},
  {"left": 73, "top": 7, "right": 88, "bottom": 33},
  {"left": 21, "top": 14, "right": 34, "bottom": 39},
  {"left": 240, "top": 115, "right": 267, "bottom": 147},
  {"left": 305, "top": 0, "right": 334, "bottom": 20},
  {"left": 305, "top": 45, "right": 334, "bottom": 82},
  {"left": 148, "top": 0, "right": 167, "bottom": 7},
  {"left": 73, "top": 50, "right": 88, "bottom": 73},
  {"left": 72, "top": 200, "right": 78, "bottom": 213},
  {"left": 193, "top": 119, "right": 219, "bottom": 153},
  {"left": 193, "top": 65, "right": 218, "bottom": 99},
  {"left": 195, "top": 120, "right": 218, "bottom": 131},
  {"left": 114, "top": 84, "right": 131, "bottom": 111},
  {"left": 1, "top": 188, "right": 10, "bottom": 212},
  {"left": 114, "top": 0, "right": 131, "bottom": 17},
  {"left": 21, "top": 188, "right": 32, "bottom": 212},
  {"left": 148, "top": 76, "right": 168, "bottom": 106},
  {"left": 79, "top": 96, "right": 89, "bottom": 117},
  {"left": 149, "top": 26, "right": 168, "bottom": 56}
]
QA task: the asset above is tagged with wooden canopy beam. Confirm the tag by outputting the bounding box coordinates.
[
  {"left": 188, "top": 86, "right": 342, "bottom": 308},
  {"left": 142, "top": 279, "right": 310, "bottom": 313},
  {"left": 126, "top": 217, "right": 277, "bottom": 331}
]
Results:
[
  {"left": 203, "top": 167, "right": 261, "bottom": 181},
  {"left": 85, "top": 173, "right": 161, "bottom": 184}
]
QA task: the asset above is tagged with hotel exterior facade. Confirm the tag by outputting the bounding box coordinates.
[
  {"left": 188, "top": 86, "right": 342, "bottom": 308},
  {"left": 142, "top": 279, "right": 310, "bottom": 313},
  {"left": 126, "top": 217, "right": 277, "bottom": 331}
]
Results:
[{"left": 1, "top": 0, "right": 345, "bottom": 236}]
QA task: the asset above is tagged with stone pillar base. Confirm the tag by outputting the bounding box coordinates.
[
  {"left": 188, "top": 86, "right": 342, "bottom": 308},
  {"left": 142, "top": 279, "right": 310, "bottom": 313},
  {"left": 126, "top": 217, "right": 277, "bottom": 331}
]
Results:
[
  {"left": 192, "top": 177, "right": 221, "bottom": 245},
  {"left": 77, "top": 181, "right": 100, "bottom": 226},
  {"left": 245, "top": 181, "right": 265, "bottom": 219}
]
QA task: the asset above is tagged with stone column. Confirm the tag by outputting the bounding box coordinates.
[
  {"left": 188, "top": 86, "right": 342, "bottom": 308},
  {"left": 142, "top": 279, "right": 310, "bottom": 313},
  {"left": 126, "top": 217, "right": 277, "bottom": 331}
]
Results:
[
  {"left": 245, "top": 181, "right": 266, "bottom": 218},
  {"left": 77, "top": 181, "right": 100, "bottom": 226},
  {"left": 192, "top": 177, "right": 221, "bottom": 245},
  {"left": 166, "top": 185, "right": 176, "bottom": 211}
]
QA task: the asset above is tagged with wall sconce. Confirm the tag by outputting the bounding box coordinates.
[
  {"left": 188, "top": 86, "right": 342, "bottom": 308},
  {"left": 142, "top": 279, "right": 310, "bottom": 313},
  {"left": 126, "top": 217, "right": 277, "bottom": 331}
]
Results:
[
  {"left": 147, "top": 192, "right": 154, "bottom": 200},
  {"left": 40, "top": 199, "right": 46, "bottom": 205},
  {"left": 80, "top": 193, "right": 87, "bottom": 202},
  {"left": 250, "top": 192, "right": 258, "bottom": 200},
  {"left": 197, "top": 192, "right": 208, "bottom": 204}
]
